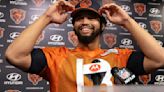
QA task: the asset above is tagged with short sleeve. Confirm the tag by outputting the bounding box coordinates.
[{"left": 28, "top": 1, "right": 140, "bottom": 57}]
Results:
[
  {"left": 126, "top": 51, "right": 146, "bottom": 75},
  {"left": 27, "top": 48, "right": 47, "bottom": 74}
]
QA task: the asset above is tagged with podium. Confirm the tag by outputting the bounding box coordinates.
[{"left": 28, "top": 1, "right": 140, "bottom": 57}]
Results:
[{"left": 82, "top": 85, "right": 164, "bottom": 92}]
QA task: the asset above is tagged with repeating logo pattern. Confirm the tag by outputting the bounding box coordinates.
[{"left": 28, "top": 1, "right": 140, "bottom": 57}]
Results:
[{"left": 0, "top": 0, "right": 164, "bottom": 91}]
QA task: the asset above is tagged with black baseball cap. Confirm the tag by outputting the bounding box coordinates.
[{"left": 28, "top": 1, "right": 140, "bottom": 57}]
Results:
[{"left": 71, "top": 0, "right": 107, "bottom": 25}]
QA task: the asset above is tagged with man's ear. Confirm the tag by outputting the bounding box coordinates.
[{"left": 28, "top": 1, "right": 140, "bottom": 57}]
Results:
[{"left": 101, "top": 23, "right": 106, "bottom": 31}]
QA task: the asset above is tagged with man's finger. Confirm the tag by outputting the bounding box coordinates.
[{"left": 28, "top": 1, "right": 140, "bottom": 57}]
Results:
[
  {"left": 99, "top": 7, "right": 109, "bottom": 15},
  {"left": 59, "top": 0, "right": 75, "bottom": 11}
]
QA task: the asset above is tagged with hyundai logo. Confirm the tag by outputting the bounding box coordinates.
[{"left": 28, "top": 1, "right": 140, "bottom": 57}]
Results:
[
  {"left": 155, "top": 75, "right": 164, "bottom": 82},
  {"left": 9, "top": 32, "right": 20, "bottom": 39},
  {"left": 69, "top": 17, "right": 72, "bottom": 23},
  {"left": 51, "top": 0, "right": 57, "bottom": 3},
  {"left": 121, "top": 5, "right": 130, "bottom": 12},
  {"left": 149, "top": 8, "right": 160, "bottom": 15},
  {"left": 157, "top": 40, "right": 163, "bottom": 46},
  {"left": 0, "top": 12, "right": 4, "bottom": 18},
  {"left": 50, "top": 34, "right": 63, "bottom": 42},
  {"left": 121, "top": 38, "right": 132, "bottom": 46},
  {"left": 31, "top": 15, "right": 39, "bottom": 21},
  {"left": 107, "top": 20, "right": 115, "bottom": 27},
  {"left": 138, "top": 22, "right": 147, "bottom": 29},
  {"left": 6, "top": 73, "right": 21, "bottom": 81}
]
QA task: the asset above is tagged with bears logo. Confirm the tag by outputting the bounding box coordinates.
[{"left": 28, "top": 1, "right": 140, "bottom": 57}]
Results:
[
  {"left": 80, "top": 0, "right": 92, "bottom": 8},
  {"left": 150, "top": 20, "right": 162, "bottom": 34},
  {"left": 28, "top": 73, "right": 43, "bottom": 85},
  {"left": 134, "top": 3, "right": 146, "bottom": 16},
  {"left": 139, "top": 74, "right": 151, "bottom": 85},
  {"left": 32, "top": 0, "right": 45, "bottom": 7},
  {"left": 103, "top": 33, "right": 117, "bottom": 48},
  {"left": 10, "top": 8, "right": 26, "bottom": 24}
]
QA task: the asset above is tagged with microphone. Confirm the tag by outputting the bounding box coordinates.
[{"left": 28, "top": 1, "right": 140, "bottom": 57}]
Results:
[
  {"left": 111, "top": 67, "right": 136, "bottom": 84},
  {"left": 91, "top": 59, "right": 105, "bottom": 85}
]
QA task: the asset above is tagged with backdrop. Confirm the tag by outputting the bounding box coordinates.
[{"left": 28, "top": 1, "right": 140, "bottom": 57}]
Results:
[{"left": 0, "top": 0, "right": 164, "bottom": 92}]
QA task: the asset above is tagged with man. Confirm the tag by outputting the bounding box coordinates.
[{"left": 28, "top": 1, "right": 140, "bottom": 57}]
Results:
[{"left": 5, "top": 0, "right": 164, "bottom": 92}]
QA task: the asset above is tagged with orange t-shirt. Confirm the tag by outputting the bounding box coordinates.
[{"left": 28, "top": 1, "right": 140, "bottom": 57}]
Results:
[{"left": 41, "top": 47, "right": 133, "bottom": 92}]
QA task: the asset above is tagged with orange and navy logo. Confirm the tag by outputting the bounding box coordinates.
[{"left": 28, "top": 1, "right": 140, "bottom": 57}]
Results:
[
  {"left": 103, "top": 33, "right": 117, "bottom": 48},
  {"left": 10, "top": 8, "right": 26, "bottom": 24},
  {"left": 28, "top": 73, "right": 43, "bottom": 85},
  {"left": 80, "top": 0, "right": 92, "bottom": 8},
  {"left": 134, "top": 3, "right": 146, "bottom": 16},
  {"left": 150, "top": 20, "right": 162, "bottom": 34},
  {"left": 139, "top": 74, "right": 151, "bottom": 85}
]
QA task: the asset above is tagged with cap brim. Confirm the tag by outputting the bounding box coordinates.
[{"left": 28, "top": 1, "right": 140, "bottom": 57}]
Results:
[
  {"left": 71, "top": 8, "right": 101, "bottom": 18},
  {"left": 71, "top": 8, "right": 107, "bottom": 25}
]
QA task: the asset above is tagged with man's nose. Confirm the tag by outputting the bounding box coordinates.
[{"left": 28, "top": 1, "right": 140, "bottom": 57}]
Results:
[{"left": 81, "top": 17, "right": 90, "bottom": 24}]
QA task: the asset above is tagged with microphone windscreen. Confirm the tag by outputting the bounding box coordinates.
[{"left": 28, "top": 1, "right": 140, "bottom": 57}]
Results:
[{"left": 111, "top": 67, "right": 119, "bottom": 76}]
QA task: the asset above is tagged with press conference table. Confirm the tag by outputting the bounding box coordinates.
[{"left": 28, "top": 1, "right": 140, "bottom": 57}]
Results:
[{"left": 82, "top": 85, "right": 164, "bottom": 92}]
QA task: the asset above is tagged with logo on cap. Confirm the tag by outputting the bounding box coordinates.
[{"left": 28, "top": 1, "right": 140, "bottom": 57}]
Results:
[{"left": 80, "top": 0, "right": 92, "bottom": 8}]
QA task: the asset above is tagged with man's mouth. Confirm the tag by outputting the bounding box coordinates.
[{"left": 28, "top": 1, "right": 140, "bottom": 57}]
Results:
[{"left": 79, "top": 25, "right": 94, "bottom": 34}]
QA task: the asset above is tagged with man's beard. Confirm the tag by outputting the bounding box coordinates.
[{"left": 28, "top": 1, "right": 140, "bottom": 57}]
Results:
[{"left": 74, "top": 27, "right": 102, "bottom": 44}]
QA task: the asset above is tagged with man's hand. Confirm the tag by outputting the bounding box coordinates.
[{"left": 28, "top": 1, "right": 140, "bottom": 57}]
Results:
[
  {"left": 45, "top": 0, "right": 75, "bottom": 24},
  {"left": 99, "top": 3, "right": 131, "bottom": 26}
]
